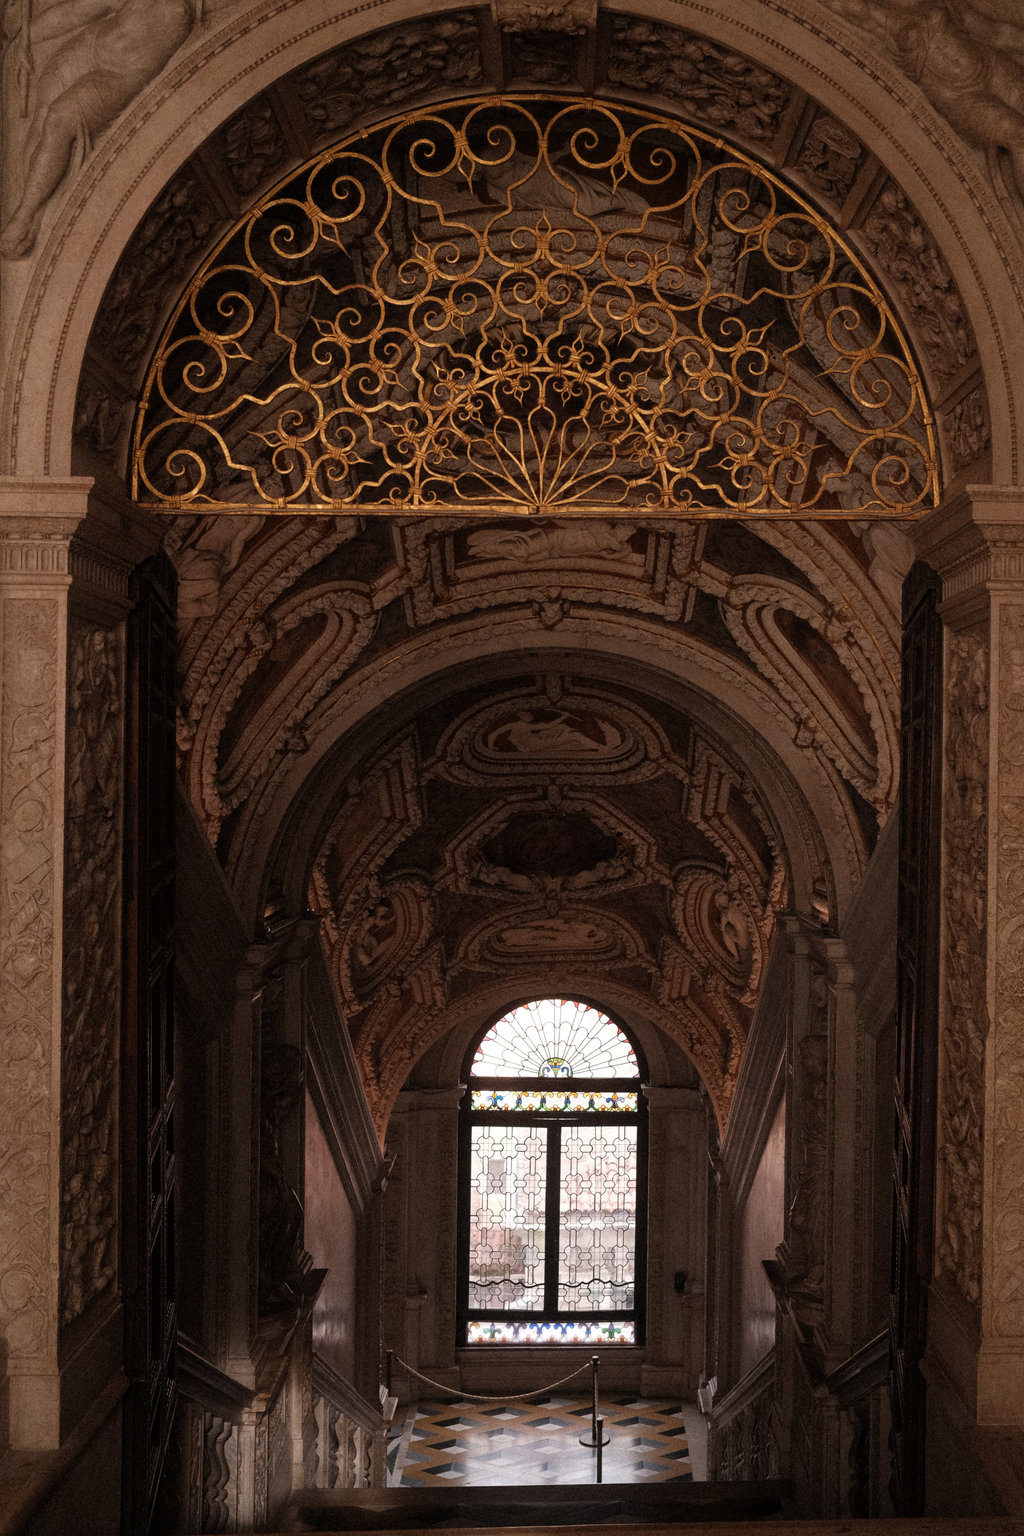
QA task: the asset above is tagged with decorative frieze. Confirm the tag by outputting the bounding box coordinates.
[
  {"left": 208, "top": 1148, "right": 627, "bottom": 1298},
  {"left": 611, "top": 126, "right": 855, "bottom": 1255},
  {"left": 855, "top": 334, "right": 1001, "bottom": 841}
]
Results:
[{"left": 60, "top": 618, "right": 123, "bottom": 1329}]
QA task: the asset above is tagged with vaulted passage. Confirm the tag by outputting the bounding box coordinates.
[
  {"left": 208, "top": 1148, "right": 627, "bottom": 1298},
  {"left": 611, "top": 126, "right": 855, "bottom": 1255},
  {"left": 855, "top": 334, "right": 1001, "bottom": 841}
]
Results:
[{"left": 3, "top": 1, "right": 1024, "bottom": 1531}]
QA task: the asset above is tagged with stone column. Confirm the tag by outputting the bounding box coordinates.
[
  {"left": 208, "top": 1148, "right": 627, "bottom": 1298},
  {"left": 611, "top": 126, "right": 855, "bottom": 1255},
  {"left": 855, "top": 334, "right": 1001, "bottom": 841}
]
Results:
[
  {"left": 917, "top": 487, "right": 1024, "bottom": 1431},
  {"left": 0, "top": 479, "right": 89, "bottom": 1448},
  {"left": 640, "top": 1086, "right": 705, "bottom": 1398}
]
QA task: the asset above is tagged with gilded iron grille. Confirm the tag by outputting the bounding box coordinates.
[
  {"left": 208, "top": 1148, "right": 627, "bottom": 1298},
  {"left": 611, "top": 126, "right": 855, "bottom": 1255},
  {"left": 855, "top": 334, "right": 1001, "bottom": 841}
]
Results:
[{"left": 133, "top": 96, "right": 938, "bottom": 518}]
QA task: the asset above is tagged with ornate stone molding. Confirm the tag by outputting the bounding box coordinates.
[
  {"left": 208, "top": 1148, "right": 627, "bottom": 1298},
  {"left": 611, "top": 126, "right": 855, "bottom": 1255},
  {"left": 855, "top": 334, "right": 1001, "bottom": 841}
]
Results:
[{"left": 916, "top": 486, "right": 1024, "bottom": 628}]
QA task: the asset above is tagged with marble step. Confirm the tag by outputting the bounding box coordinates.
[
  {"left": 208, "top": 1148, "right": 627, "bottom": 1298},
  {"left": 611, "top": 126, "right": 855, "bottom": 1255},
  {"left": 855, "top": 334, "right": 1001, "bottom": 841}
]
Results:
[{"left": 280, "top": 1482, "right": 796, "bottom": 1530}]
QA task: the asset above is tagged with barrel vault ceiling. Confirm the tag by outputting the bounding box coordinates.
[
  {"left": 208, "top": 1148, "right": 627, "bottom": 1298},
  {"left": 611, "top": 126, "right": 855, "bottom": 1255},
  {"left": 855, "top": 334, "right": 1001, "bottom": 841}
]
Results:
[
  {"left": 168, "top": 508, "right": 902, "bottom": 1133},
  {"left": 68, "top": 7, "right": 928, "bottom": 1133}
]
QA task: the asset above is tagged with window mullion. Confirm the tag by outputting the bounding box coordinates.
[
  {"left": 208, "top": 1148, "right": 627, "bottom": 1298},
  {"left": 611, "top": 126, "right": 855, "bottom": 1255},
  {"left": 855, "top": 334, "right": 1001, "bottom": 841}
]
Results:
[{"left": 544, "top": 1121, "right": 561, "bottom": 1316}]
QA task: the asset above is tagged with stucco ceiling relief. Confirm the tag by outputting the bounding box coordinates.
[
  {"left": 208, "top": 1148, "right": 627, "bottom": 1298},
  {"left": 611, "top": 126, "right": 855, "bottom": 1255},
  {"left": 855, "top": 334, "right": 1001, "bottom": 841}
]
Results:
[
  {"left": 433, "top": 679, "right": 670, "bottom": 783},
  {"left": 163, "top": 510, "right": 897, "bottom": 915},
  {"left": 398, "top": 519, "right": 695, "bottom": 627},
  {"left": 304, "top": 669, "right": 787, "bottom": 1126},
  {"left": 721, "top": 576, "right": 898, "bottom": 812}
]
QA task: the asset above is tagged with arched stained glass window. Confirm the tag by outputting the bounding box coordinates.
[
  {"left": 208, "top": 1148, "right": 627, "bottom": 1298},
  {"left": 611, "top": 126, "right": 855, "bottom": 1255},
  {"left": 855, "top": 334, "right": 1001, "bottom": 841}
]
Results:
[
  {"left": 460, "top": 999, "right": 645, "bottom": 1346},
  {"left": 472, "top": 999, "right": 639, "bottom": 1079}
]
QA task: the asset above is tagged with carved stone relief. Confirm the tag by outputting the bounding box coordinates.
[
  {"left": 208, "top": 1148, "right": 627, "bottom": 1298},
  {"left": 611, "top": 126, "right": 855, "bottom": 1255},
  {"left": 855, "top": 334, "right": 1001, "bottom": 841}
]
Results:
[
  {"left": 860, "top": 182, "right": 977, "bottom": 384},
  {"left": 170, "top": 517, "right": 371, "bottom": 839},
  {"left": 220, "top": 94, "right": 289, "bottom": 196},
  {"left": 992, "top": 605, "right": 1024, "bottom": 1335},
  {"left": 308, "top": 670, "right": 789, "bottom": 1131},
  {"left": 721, "top": 578, "right": 897, "bottom": 814},
  {"left": 944, "top": 385, "right": 992, "bottom": 468},
  {"left": 60, "top": 618, "right": 123, "bottom": 1329},
  {"left": 671, "top": 867, "right": 768, "bottom": 1005},
  {"left": 461, "top": 905, "right": 637, "bottom": 968},
  {"left": 399, "top": 521, "right": 690, "bottom": 630},
  {"left": 813, "top": 0, "right": 1024, "bottom": 205},
  {"left": 937, "top": 631, "right": 989, "bottom": 1308},
  {"left": 606, "top": 18, "right": 793, "bottom": 146},
  {"left": 0, "top": 0, "right": 200, "bottom": 259},
  {"left": 0, "top": 596, "right": 61, "bottom": 1369},
  {"left": 795, "top": 111, "right": 867, "bottom": 206},
  {"left": 492, "top": 0, "right": 595, "bottom": 31},
  {"left": 340, "top": 879, "right": 434, "bottom": 1013},
  {"left": 783, "top": 1029, "right": 829, "bottom": 1307},
  {"left": 437, "top": 688, "right": 662, "bottom": 784},
  {"left": 290, "top": 14, "right": 484, "bottom": 147},
  {"left": 89, "top": 165, "right": 220, "bottom": 372}
]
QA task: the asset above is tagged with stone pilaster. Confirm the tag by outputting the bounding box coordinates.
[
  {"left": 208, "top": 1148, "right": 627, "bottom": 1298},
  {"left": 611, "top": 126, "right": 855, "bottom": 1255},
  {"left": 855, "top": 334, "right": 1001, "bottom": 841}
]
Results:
[
  {"left": 917, "top": 487, "right": 1024, "bottom": 1428},
  {"left": 640, "top": 1085, "right": 705, "bottom": 1398},
  {"left": 389, "top": 1085, "right": 465, "bottom": 1398},
  {"left": 0, "top": 479, "right": 90, "bottom": 1448}
]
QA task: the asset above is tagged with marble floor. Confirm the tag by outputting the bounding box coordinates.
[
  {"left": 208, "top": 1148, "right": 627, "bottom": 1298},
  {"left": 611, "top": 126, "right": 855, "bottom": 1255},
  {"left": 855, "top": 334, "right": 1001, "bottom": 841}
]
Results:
[{"left": 387, "top": 1395, "right": 698, "bottom": 1488}]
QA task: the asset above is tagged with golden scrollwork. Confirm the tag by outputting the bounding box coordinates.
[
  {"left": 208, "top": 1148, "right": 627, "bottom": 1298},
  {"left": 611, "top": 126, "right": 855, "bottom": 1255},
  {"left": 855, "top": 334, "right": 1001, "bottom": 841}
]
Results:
[{"left": 132, "top": 96, "right": 938, "bottom": 517}]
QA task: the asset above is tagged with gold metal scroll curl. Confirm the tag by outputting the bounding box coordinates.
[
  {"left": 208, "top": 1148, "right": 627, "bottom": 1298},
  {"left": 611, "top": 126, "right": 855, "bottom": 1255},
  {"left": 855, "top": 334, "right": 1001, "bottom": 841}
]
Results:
[{"left": 132, "top": 96, "right": 939, "bottom": 517}]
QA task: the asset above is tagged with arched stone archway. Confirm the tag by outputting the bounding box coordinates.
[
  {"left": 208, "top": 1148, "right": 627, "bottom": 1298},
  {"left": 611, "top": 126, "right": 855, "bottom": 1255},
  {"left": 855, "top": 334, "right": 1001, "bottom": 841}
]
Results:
[{"left": 3, "top": 2, "right": 1024, "bottom": 1528}]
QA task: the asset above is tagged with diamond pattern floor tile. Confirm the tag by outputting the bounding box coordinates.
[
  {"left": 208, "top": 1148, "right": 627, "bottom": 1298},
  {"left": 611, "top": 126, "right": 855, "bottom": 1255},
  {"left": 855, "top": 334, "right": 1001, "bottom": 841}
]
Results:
[{"left": 388, "top": 1393, "right": 692, "bottom": 1487}]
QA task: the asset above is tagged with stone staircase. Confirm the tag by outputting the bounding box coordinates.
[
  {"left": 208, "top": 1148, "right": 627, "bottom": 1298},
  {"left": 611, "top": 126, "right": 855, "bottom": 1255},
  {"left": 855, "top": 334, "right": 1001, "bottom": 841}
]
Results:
[{"left": 275, "top": 1480, "right": 797, "bottom": 1531}]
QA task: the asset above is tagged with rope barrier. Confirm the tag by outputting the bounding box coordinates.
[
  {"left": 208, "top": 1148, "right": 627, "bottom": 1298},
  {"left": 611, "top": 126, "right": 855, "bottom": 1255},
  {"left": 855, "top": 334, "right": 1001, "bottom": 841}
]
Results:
[{"left": 389, "top": 1352, "right": 592, "bottom": 1402}]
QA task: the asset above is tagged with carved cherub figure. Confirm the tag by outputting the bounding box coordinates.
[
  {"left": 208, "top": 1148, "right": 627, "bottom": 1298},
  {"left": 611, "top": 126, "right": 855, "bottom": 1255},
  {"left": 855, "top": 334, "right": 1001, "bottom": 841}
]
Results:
[
  {"left": 1, "top": 0, "right": 199, "bottom": 259},
  {"left": 816, "top": 0, "right": 1024, "bottom": 203}
]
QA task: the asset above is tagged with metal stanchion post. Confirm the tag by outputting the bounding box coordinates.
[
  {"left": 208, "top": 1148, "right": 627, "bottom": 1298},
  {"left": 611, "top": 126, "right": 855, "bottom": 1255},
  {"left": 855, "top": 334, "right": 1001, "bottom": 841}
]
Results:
[
  {"left": 596, "top": 1419, "right": 605, "bottom": 1483},
  {"left": 386, "top": 1349, "right": 393, "bottom": 1397},
  {"left": 580, "top": 1354, "right": 609, "bottom": 1447}
]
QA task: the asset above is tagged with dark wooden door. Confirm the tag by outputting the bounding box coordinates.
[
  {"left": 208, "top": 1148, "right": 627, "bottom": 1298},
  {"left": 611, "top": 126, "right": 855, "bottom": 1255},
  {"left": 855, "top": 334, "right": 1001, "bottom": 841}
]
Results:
[
  {"left": 122, "top": 554, "right": 179, "bottom": 1533},
  {"left": 890, "top": 560, "right": 943, "bottom": 1513}
]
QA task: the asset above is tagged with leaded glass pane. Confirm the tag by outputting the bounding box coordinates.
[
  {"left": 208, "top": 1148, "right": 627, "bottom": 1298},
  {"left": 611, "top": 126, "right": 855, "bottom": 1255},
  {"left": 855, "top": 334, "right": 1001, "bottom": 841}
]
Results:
[
  {"left": 471, "top": 999, "right": 639, "bottom": 1078},
  {"left": 470, "top": 1089, "right": 639, "bottom": 1113},
  {"left": 466, "top": 1319, "right": 635, "bottom": 1345},
  {"left": 558, "top": 1124, "right": 636, "bottom": 1311},
  {"left": 467, "top": 1125, "right": 547, "bottom": 1311}
]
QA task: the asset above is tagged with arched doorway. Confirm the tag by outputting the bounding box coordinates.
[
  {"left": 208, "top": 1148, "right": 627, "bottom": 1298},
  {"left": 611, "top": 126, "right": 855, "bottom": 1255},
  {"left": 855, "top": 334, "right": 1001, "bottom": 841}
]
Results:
[{"left": 4, "top": 4, "right": 1024, "bottom": 1529}]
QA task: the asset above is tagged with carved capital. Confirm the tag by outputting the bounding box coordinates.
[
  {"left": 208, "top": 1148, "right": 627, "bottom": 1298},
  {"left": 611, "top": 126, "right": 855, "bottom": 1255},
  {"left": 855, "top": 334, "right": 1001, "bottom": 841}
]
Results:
[
  {"left": 0, "top": 478, "right": 93, "bottom": 587},
  {"left": 916, "top": 486, "right": 1024, "bottom": 631}
]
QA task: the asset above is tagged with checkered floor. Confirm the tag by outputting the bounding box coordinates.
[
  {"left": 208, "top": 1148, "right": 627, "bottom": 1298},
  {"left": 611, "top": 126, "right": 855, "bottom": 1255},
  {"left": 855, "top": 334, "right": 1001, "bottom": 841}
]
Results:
[{"left": 387, "top": 1395, "right": 693, "bottom": 1487}]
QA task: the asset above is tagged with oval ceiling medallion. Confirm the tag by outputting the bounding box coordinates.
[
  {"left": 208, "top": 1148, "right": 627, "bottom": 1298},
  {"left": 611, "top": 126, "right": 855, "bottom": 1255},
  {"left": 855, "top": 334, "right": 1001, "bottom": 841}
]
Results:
[{"left": 133, "top": 95, "right": 938, "bottom": 518}]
